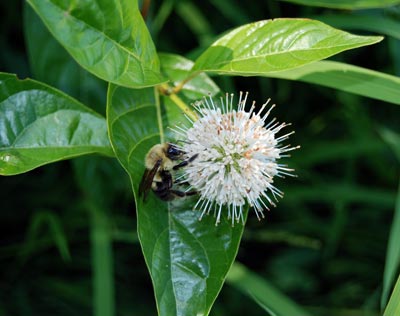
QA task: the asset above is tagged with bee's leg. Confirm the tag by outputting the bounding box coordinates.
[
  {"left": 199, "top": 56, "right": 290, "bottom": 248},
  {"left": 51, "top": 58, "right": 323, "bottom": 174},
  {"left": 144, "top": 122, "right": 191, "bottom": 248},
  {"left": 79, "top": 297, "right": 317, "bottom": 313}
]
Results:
[
  {"left": 185, "top": 190, "right": 197, "bottom": 196},
  {"left": 153, "top": 171, "right": 174, "bottom": 201},
  {"left": 174, "top": 180, "right": 190, "bottom": 185},
  {"left": 158, "top": 170, "right": 173, "bottom": 189},
  {"left": 170, "top": 189, "right": 197, "bottom": 197},
  {"left": 173, "top": 153, "right": 199, "bottom": 170}
]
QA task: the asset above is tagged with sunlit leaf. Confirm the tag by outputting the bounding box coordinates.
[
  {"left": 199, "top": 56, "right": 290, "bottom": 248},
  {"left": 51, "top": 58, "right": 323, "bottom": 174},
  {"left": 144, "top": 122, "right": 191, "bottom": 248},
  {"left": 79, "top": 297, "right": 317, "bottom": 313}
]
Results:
[
  {"left": 0, "top": 73, "right": 113, "bottom": 175},
  {"left": 107, "top": 85, "right": 245, "bottom": 316},
  {"left": 267, "top": 61, "right": 400, "bottom": 106},
  {"left": 192, "top": 19, "right": 382, "bottom": 76},
  {"left": 26, "top": 0, "right": 166, "bottom": 88}
]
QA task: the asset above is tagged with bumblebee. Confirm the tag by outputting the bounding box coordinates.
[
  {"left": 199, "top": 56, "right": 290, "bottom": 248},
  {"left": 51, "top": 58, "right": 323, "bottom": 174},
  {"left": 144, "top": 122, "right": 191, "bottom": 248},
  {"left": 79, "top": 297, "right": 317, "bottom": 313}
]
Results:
[{"left": 139, "top": 143, "right": 197, "bottom": 201}]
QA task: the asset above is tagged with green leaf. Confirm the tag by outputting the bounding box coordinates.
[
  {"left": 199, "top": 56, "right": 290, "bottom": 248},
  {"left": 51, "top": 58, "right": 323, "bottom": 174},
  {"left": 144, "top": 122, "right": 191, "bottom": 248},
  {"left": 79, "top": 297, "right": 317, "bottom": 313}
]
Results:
[
  {"left": 23, "top": 3, "right": 107, "bottom": 113},
  {"left": 384, "top": 272, "right": 400, "bottom": 316},
  {"left": 26, "top": 0, "right": 165, "bottom": 88},
  {"left": 266, "top": 60, "right": 400, "bottom": 106},
  {"left": 226, "top": 262, "right": 311, "bottom": 316},
  {"left": 0, "top": 72, "right": 113, "bottom": 176},
  {"left": 314, "top": 14, "right": 400, "bottom": 40},
  {"left": 160, "top": 53, "right": 219, "bottom": 100},
  {"left": 192, "top": 19, "right": 383, "bottom": 76},
  {"left": 279, "top": 0, "right": 400, "bottom": 9},
  {"left": 107, "top": 85, "right": 245, "bottom": 316}
]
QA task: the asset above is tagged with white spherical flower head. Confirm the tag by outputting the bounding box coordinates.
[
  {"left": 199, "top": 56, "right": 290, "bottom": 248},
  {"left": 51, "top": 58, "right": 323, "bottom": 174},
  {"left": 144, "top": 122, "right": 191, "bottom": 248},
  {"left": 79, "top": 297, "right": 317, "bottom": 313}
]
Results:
[{"left": 175, "top": 92, "right": 298, "bottom": 225}]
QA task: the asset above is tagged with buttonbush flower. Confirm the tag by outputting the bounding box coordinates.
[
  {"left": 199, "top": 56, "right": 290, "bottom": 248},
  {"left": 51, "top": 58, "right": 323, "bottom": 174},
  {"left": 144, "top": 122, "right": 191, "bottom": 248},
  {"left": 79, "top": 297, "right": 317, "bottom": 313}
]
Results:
[{"left": 174, "top": 92, "right": 298, "bottom": 225}]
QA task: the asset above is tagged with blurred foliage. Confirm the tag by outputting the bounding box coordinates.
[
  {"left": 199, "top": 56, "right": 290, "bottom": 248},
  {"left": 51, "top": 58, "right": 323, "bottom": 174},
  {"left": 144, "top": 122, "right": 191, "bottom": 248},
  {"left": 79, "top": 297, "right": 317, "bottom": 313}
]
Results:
[{"left": 1, "top": 1, "right": 400, "bottom": 316}]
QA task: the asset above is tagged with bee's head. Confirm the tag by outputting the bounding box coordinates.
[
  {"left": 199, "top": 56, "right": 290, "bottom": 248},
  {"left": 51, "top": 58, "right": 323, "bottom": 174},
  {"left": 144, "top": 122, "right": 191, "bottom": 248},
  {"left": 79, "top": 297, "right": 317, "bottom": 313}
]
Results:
[{"left": 165, "top": 143, "right": 185, "bottom": 160}]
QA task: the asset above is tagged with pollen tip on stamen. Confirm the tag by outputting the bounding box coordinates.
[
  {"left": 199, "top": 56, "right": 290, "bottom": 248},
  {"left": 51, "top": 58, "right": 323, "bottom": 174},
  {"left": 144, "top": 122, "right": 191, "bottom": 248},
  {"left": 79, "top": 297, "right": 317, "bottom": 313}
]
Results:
[{"left": 264, "top": 103, "right": 276, "bottom": 117}]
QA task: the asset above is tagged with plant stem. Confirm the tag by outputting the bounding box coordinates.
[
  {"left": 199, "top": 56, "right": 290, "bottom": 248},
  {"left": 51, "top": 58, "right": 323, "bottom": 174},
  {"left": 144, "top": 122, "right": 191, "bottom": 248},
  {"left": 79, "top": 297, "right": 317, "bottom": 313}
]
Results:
[
  {"left": 90, "top": 204, "right": 115, "bottom": 316},
  {"left": 158, "top": 83, "right": 198, "bottom": 121}
]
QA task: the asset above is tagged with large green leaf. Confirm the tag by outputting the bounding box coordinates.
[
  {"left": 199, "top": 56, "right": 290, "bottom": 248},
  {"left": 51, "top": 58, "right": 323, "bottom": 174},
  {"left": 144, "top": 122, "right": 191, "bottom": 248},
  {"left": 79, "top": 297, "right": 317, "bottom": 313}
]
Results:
[
  {"left": 192, "top": 19, "right": 382, "bottom": 76},
  {"left": 23, "top": 3, "right": 107, "bottom": 113},
  {"left": 266, "top": 60, "right": 400, "bottom": 106},
  {"left": 107, "top": 85, "right": 245, "bottom": 316},
  {"left": 0, "top": 73, "right": 113, "bottom": 176},
  {"left": 26, "top": 0, "right": 165, "bottom": 88},
  {"left": 279, "top": 0, "right": 400, "bottom": 9}
]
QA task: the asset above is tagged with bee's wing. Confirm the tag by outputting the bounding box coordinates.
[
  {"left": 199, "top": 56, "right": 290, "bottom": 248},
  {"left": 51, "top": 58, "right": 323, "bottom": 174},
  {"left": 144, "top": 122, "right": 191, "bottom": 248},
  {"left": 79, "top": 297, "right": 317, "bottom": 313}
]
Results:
[{"left": 139, "top": 159, "right": 161, "bottom": 201}]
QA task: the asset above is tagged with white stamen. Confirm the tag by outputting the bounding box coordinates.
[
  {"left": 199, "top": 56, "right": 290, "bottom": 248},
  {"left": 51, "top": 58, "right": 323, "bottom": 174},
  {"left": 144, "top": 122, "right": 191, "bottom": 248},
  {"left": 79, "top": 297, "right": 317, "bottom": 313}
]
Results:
[{"left": 178, "top": 92, "right": 298, "bottom": 225}]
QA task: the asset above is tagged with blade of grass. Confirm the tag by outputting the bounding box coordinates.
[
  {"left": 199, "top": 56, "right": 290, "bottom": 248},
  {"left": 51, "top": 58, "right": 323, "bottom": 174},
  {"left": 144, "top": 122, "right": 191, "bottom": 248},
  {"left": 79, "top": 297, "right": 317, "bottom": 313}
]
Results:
[
  {"left": 21, "top": 210, "right": 70, "bottom": 262},
  {"left": 380, "top": 128, "right": 400, "bottom": 161},
  {"left": 175, "top": 1, "right": 214, "bottom": 45},
  {"left": 383, "top": 272, "right": 400, "bottom": 316},
  {"left": 226, "top": 262, "right": 312, "bottom": 316},
  {"left": 382, "top": 180, "right": 400, "bottom": 308},
  {"left": 380, "top": 128, "right": 400, "bottom": 308},
  {"left": 90, "top": 204, "right": 115, "bottom": 316}
]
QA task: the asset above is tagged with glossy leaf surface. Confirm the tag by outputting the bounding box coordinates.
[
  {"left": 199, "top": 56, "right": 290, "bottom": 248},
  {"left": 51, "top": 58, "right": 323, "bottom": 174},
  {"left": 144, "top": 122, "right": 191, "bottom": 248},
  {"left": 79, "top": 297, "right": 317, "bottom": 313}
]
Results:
[
  {"left": 107, "top": 85, "right": 245, "bottom": 316},
  {"left": 192, "top": 19, "right": 383, "bottom": 75},
  {"left": 26, "top": 0, "right": 165, "bottom": 88},
  {"left": 0, "top": 73, "right": 113, "bottom": 175}
]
